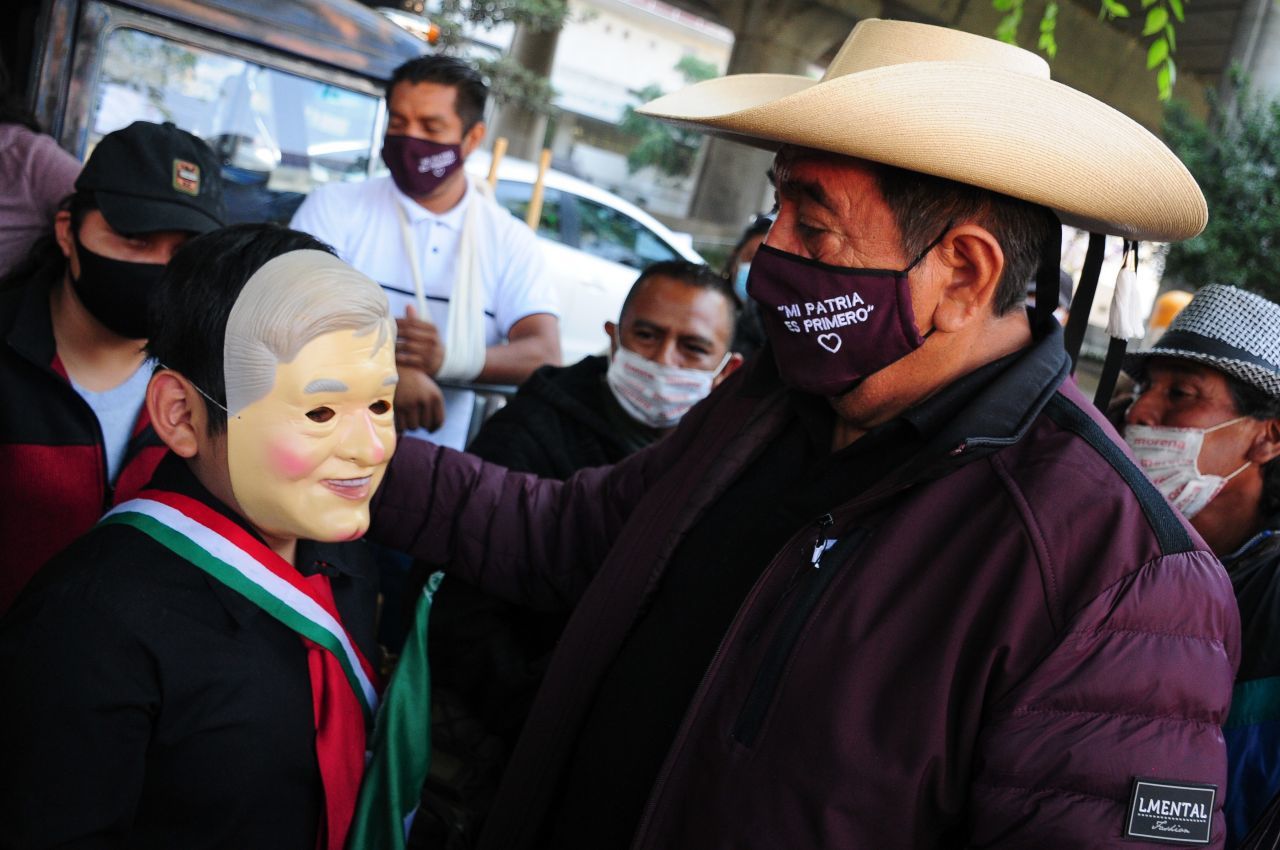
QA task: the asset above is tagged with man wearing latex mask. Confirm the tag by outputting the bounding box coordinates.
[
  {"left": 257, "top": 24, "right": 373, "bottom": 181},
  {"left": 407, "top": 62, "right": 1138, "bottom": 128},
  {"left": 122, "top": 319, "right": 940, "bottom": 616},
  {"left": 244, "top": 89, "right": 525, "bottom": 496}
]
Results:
[
  {"left": 366, "top": 19, "right": 1239, "bottom": 848},
  {"left": 1121, "top": 284, "right": 1280, "bottom": 845},
  {"left": 0, "top": 224, "right": 396, "bottom": 850},
  {"left": 0, "top": 120, "right": 225, "bottom": 613},
  {"left": 292, "top": 55, "right": 560, "bottom": 451}
]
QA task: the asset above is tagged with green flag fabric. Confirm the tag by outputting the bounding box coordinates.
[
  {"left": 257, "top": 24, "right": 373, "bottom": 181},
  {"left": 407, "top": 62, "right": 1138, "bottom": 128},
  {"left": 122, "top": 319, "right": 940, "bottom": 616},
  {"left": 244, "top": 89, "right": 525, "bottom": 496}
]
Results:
[{"left": 347, "top": 572, "right": 444, "bottom": 850}]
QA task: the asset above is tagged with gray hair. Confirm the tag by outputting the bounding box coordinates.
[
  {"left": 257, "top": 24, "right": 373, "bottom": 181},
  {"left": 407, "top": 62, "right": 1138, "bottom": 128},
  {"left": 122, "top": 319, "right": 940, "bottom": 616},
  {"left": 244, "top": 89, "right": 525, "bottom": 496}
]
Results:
[{"left": 224, "top": 249, "right": 394, "bottom": 415}]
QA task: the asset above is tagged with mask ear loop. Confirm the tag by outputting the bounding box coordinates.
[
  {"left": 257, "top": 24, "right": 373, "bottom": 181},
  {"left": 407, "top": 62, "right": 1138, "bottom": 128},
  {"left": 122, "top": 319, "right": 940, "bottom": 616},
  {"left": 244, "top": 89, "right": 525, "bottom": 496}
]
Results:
[
  {"left": 902, "top": 221, "right": 955, "bottom": 343},
  {"left": 902, "top": 220, "right": 955, "bottom": 272},
  {"left": 158, "top": 363, "right": 239, "bottom": 420},
  {"left": 711, "top": 350, "right": 733, "bottom": 378}
]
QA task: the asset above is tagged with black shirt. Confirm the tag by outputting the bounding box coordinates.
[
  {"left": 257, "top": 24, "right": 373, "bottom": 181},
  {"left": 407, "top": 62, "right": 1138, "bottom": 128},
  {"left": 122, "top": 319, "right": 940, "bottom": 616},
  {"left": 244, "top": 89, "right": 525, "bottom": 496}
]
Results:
[
  {"left": 543, "top": 354, "right": 1019, "bottom": 850},
  {"left": 0, "top": 455, "right": 378, "bottom": 850}
]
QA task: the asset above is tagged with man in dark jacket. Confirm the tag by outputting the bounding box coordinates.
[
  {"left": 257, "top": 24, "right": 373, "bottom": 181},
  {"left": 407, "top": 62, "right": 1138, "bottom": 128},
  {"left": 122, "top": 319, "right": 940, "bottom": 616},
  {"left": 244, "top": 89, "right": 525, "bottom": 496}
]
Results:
[
  {"left": 0, "top": 225, "right": 396, "bottom": 849},
  {"left": 0, "top": 121, "right": 225, "bottom": 612},
  {"left": 467, "top": 260, "right": 741, "bottom": 476},
  {"left": 418, "top": 261, "right": 740, "bottom": 842},
  {"left": 371, "top": 19, "right": 1239, "bottom": 849},
  {"left": 1120, "top": 285, "right": 1280, "bottom": 846}
]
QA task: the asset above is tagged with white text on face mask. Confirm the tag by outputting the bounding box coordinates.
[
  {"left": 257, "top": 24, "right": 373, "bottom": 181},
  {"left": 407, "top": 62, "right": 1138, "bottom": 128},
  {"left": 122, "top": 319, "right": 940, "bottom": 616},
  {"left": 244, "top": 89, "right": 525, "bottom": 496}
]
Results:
[{"left": 1125, "top": 417, "right": 1251, "bottom": 518}]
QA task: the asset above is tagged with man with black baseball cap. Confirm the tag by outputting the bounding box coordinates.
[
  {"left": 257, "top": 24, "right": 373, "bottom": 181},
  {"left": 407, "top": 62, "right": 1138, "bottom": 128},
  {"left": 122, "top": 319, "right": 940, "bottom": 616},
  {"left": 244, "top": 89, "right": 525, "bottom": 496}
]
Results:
[{"left": 0, "top": 120, "right": 225, "bottom": 612}]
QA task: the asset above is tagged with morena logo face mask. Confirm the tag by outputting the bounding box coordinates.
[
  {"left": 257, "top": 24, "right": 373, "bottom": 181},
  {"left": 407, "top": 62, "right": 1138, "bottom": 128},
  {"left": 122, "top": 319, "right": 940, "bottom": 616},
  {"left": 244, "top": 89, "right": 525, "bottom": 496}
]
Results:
[
  {"left": 380, "top": 135, "right": 464, "bottom": 198},
  {"left": 1125, "top": 417, "right": 1251, "bottom": 519}
]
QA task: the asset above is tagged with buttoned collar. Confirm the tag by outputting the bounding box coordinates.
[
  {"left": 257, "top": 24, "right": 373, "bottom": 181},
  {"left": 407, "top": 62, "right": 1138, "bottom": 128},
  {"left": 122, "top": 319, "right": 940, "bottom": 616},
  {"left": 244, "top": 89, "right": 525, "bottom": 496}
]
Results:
[{"left": 389, "top": 174, "right": 471, "bottom": 232}]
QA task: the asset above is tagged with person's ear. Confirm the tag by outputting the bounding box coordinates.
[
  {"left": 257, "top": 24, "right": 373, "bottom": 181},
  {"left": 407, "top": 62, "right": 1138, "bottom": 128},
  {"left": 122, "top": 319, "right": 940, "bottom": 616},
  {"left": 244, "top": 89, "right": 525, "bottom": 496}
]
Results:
[
  {"left": 927, "top": 224, "right": 1005, "bottom": 333},
  {"left": 461, "top": 121, "right": 486, "bottom": 159},
  {"left": 147, "top": 369, "right": 203, "bottom": 458},
  {"left": 1246, "top": 417, "right": 1280, "bottom": 466},
  {"left": 713, "top": 352, "right": 745, "bottom": 387},
  {"left": 604, "top": 320, "right": 618, "bottom": 354},
  {"left": 54, "top": 211, "right": 76, "bottom": 265}
]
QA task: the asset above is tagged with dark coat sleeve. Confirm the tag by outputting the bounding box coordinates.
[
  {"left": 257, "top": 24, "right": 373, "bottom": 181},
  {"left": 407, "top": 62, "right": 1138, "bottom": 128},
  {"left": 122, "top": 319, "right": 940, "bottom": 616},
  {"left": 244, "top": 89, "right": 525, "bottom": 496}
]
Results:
[
  {"left": 465, "top": 404, "right": 561, "bottom": 478},
  {"left": 0, "top": 586, "right": 156, "bottom": 848},
  {"left": 368, "top": 368, "right": 729, "bottom": 611},
  {"left": 968, "top": 547, "right": 1239, "bottom": 848}
]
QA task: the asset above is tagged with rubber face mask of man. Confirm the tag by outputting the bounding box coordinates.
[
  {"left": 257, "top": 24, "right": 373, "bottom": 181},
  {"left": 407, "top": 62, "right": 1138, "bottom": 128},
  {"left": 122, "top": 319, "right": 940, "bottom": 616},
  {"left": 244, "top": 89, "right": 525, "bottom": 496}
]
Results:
[{"left": 222, "top": 251, "right": 398, "bottom": 544}]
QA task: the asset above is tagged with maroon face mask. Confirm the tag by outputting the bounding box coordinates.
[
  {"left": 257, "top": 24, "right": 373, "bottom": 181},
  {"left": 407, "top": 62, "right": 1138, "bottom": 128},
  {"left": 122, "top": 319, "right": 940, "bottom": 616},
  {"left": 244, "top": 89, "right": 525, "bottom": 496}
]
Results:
[
  {"left": 381, "top": 135, "right": 465, "bottom": 198},
  {"left": 747, "top": 230, "right": 946, "bottom": 397}
]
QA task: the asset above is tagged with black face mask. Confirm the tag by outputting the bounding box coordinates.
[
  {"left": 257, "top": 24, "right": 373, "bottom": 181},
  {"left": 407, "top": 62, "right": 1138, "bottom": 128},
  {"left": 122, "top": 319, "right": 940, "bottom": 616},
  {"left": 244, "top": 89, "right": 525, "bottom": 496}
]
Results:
[{"left": 69, "top": 234, "right": 166, "bottom": 340}]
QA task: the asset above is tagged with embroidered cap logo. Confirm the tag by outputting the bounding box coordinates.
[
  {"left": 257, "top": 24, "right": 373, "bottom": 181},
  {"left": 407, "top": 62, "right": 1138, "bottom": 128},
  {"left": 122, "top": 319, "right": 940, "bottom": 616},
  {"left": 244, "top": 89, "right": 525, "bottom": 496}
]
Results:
[{"left": 172, "top": 159, "right": 201, "bottom": 196}]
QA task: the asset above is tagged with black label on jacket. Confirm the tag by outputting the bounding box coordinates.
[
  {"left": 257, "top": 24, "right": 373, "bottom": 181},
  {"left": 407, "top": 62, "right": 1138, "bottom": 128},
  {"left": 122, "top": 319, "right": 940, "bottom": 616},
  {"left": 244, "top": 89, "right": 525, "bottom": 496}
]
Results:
[{"left": 1125, "top": 778, "right": 1216, "bottom": 845}]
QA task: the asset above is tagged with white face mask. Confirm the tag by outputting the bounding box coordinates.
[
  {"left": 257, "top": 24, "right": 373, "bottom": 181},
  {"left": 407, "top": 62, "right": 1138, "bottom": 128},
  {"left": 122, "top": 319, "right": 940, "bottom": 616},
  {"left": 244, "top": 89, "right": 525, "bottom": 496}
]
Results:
[
  {"left": 606, "top": 341, "right": 730, "bottom": 430},
  {"left": 1125, "top": 416, "right": 1252, "bottom": 519}
]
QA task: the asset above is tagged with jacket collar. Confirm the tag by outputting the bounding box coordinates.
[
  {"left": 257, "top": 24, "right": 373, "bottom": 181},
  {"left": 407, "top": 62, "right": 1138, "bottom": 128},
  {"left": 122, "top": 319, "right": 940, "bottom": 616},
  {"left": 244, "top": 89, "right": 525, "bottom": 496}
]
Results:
[
  {"left": 1225, "top": 521, "right": 1280, "bottom": 565},
  {"left": 3, "top": 275, "right": 60, "bottom": 372},
  {"left": 739, "top": 314, "right": 1069, "bottom": 452},
  {"left": 734, "top": 316, "right": 1070, "bottom": 519}
]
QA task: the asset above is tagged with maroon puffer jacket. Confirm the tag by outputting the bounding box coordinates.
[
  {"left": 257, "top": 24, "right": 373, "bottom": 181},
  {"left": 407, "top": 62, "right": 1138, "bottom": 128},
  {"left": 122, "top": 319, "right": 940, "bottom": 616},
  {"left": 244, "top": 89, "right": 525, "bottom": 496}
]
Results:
[{"left": 371, "top": 329, "right": 1240, "bottom": 849}]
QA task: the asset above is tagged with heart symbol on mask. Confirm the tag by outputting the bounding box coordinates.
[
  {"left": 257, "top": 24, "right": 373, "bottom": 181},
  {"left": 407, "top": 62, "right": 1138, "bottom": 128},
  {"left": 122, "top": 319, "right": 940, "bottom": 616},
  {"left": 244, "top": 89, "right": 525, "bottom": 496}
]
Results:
[{"left": 817, "top": 333, "right": 842, "bottom": 353}]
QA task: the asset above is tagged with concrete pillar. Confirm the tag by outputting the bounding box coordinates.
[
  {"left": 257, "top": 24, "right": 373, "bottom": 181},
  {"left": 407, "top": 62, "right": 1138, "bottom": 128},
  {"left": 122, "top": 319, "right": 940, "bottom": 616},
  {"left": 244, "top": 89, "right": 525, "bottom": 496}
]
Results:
[
  {"left": 1220, "top": 0, "right": 1280, "bottom": 107},
  {"left": 488, "top": 24, "right": 562, "bottom": 161},
  {"left": 688, "top": 0, "right": 853, "bottom": 228}
]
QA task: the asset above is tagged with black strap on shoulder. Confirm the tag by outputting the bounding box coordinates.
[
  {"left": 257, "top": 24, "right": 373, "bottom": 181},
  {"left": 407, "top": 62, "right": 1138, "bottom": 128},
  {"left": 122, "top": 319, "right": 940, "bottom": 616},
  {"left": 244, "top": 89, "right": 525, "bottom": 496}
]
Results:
[
  {"left": 1044, "top": 393, "right": 1194, "bottom": 555},
  {"left": 1093, "top": 337, "right": 1128, "bottom": 412},
  {"left": 1034, "top": 223, "right": 1063, "bottom": 329},
  {"left": 1091, "top": 241, "right": 1139, "bottom": 412},
  {"left": 1064, "top": 233, "right": 1106, "bottom": 372}
]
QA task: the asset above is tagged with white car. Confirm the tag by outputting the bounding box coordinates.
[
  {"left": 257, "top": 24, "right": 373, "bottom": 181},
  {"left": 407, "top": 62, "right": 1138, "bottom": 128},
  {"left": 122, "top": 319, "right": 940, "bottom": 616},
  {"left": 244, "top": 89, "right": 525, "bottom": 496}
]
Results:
[{"left": 466, "top": 152, "right": 706, "bottom": 365}]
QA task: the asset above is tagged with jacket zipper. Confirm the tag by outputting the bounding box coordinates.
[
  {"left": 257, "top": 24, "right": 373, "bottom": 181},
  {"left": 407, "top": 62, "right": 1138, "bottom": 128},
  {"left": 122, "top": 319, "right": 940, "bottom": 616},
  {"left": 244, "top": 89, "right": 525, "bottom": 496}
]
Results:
[
  {"left": 631, "top": 516, "right": 869, "bottom": 849},
  {"left": 629, "top": 516, "right": 828, "bottom": 849},
  {"left": 54, "top": 369, "right": 113, "bottom": 511},
  {"left": 732, "top": 518, "right": 867, "bottom": 748}
]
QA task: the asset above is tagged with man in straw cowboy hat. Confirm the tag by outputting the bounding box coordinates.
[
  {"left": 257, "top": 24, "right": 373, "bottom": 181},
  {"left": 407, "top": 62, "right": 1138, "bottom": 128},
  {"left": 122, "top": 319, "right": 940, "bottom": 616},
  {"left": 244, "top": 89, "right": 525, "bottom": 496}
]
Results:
[{"left": 367, "top": 18, "right": 1239, "bottom": 848}]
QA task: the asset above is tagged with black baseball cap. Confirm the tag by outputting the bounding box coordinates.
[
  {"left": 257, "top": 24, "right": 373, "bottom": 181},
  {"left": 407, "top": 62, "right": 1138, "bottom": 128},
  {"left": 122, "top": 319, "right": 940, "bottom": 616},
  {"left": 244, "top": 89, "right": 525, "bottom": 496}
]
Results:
[{"left": 76, "top": 121, "right": 226, "bottom": 235}]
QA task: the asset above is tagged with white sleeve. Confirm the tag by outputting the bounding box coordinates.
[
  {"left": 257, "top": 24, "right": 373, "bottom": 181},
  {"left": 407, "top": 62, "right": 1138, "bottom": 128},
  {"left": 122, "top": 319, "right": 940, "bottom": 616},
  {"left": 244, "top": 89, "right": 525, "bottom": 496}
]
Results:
[
  {"left": 289, "top": 187, "right": 347, "bottom": 260},
  {"left": 490, "top": 210, "right": 560, "bottom": 337}
]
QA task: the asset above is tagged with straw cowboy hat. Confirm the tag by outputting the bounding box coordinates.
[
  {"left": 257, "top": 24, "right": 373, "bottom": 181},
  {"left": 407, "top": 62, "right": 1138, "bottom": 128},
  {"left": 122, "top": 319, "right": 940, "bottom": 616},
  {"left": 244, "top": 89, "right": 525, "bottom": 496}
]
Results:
[
  {"left": 638, "top": 18, "right": 1206, "bottom": 243},
  {"left": 1125, "top": 285, "right": 1280, "bottom": 397}
]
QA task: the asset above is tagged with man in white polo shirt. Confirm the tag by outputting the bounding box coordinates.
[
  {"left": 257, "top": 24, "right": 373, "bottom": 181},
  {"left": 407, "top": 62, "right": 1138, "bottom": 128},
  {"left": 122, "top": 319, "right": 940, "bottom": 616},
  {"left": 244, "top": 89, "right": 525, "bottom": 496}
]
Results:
[{"left": 292, "top": 56, "right": 560, "bottom": 450}]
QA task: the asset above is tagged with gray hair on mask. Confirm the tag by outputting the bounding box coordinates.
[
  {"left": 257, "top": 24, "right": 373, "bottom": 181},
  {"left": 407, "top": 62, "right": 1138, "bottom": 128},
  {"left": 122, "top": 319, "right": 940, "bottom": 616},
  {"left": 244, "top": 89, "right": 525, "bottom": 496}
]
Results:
[{"left": 224, "top": 249, "right": 394, "bottom": 416}]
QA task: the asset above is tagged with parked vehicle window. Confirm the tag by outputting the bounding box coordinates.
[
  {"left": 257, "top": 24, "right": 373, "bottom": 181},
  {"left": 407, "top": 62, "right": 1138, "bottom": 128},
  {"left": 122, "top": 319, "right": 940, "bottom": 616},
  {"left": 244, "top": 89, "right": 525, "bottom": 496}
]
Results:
[
  {"left": 90, "top": 27, "right": 381, "bottom": 223},
  {"left": 494, "top": 180, "right": 564, "bottom": 243},
  {"left": 574, "top": 197, "right": 680, "bottom": 270}
]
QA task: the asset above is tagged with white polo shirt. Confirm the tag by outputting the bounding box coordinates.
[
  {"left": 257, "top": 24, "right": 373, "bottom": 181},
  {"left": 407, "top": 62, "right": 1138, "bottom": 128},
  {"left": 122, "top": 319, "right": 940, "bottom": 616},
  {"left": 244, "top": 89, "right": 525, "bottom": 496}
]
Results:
[{"left": 291, "top": 175, "right": 558, "bottom": 449}]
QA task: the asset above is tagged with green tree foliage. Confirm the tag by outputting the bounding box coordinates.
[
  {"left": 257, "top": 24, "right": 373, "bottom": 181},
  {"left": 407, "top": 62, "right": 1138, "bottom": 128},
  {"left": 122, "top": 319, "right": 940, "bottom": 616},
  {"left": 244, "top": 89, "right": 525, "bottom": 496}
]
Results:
[
  {"left": 429, "top": 0, "right": 568, "bottom": 114},
  {"left": 1162, "top": 74, "right": 1280, "bottom": 299},
  {"left": 993, "top": 0, "right": 1183, "bottom": 100},
  {"left": 433, "top": 0, "right": 568, "bottom": 43},
  {"left": 618, "top": 55, "right": 718, "bottom": 178}
]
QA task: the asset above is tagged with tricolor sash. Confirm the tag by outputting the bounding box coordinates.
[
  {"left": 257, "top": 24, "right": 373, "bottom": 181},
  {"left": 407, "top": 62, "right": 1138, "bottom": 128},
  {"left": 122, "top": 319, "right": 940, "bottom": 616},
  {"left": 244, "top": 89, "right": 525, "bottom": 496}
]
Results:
[{"left": 102, "top": 489, "right": 379, "bottom": 850}]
